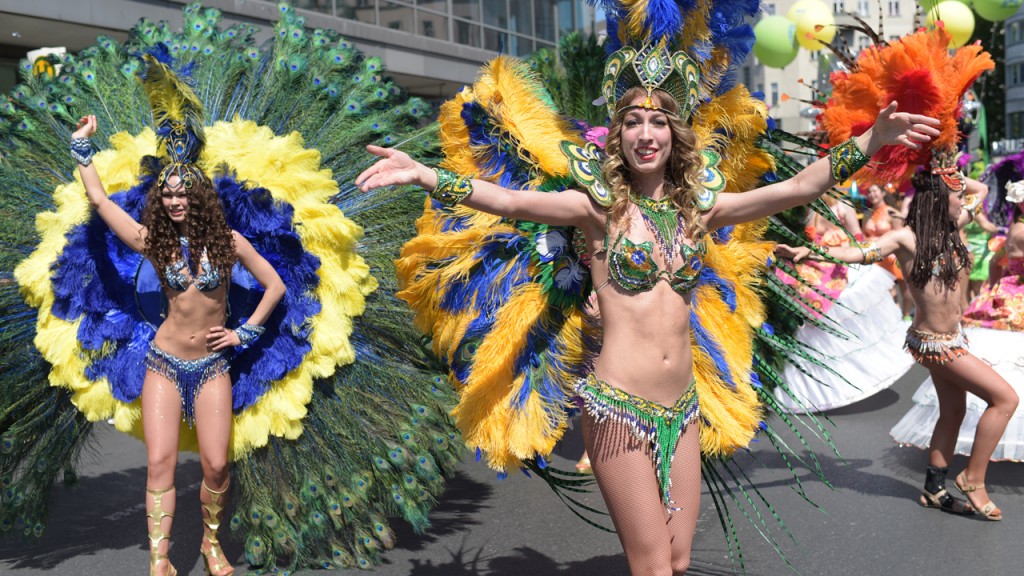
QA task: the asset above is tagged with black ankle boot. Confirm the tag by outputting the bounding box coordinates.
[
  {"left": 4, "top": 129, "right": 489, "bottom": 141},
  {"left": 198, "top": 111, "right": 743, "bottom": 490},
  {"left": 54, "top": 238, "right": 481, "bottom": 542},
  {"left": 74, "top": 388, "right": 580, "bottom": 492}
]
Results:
[
  {"left": 924, "top": 465, "right": 949, "bottom": 494},
  {"left": 920, "top": 465, "right": 973, "bottom": 515}
]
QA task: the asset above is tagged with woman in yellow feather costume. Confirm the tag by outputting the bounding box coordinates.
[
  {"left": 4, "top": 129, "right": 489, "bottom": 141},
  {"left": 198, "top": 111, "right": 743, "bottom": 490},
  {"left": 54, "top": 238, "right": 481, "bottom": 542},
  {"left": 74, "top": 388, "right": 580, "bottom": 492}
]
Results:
[
  {"left": 69, "top": 52, "right": 287, "bottom": 573},
  {"left": 356, "top": 2, "right": 939, "bottom": 570}
]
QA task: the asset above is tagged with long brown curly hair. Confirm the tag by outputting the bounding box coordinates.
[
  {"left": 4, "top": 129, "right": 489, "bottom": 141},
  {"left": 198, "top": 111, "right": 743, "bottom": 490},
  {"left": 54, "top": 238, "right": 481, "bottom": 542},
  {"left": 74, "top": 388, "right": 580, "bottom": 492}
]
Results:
[
  {"left": 905, "top": 171, "right": 969, "bottom": 292},
  {"left": 602, "top": 87, "right": 707, "bottom": 241},
  {"left": 142, "top": 172, "right": 236, "bottom": 288}
]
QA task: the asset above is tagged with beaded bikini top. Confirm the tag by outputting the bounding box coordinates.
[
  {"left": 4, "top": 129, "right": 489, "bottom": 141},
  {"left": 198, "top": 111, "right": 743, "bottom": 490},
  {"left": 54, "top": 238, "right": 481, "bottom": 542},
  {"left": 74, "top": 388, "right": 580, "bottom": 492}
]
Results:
[
  {"left": 164, "top": 236, "right": 222, "bottom": 292},
  {"left": 598, "top": 228, "right": 706, "bottom": 295}
]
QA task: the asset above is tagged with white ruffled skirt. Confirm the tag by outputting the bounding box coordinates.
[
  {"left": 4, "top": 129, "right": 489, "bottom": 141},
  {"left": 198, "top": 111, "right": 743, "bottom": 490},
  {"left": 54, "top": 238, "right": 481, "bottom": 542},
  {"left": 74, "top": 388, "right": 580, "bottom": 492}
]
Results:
[
  {"left": 774, "top": 264, "right": 914, "bottom": 414},
  {"left": 889, "top": 326, "right": 1024, "bottom": 462}
]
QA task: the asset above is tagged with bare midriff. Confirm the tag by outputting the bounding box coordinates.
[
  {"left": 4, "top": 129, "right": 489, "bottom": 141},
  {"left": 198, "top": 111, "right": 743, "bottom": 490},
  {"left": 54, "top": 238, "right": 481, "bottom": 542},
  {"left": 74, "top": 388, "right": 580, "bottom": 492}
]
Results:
[
  {"left": 153, "top": 284, "right": 228, "bottom": 359},
  {"left": 590, "top": 249, "right": 695, "bottom": 408}
]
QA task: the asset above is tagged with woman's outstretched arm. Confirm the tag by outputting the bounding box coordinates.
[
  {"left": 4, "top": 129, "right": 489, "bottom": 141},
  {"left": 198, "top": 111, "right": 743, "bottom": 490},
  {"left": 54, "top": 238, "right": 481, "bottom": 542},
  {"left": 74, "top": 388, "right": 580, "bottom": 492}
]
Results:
[
  {"left": 776, "top": 226, "right": 912, "bottom": 265},
  {"left": 355, "top": 144, "right": 597, "bottom": 228},
  {"left": 707, "top": 102, "right": 941, "bottom": 229},
  {"left": 73, "top": 114, "right": 148, "bottom": 253}
]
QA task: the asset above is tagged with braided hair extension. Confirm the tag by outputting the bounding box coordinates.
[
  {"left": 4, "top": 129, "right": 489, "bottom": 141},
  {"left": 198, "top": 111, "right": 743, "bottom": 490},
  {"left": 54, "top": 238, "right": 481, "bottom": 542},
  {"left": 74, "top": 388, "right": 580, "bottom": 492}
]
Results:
[{"left": 905, "top": 171, "right": 970, "bottom": 292}]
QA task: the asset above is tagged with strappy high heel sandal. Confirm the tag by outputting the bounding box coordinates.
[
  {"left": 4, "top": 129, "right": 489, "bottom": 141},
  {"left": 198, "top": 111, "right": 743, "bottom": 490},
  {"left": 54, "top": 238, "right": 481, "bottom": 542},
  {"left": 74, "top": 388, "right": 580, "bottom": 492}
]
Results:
[
  {"left": 955, "top": 471, "right": 1003, "bottom": 521},
  {"left": 147, "top": 487, "right": 177, "bottom": 576},
  {"left": 200, "top": 480, "right": 235, "bottom": 575}
]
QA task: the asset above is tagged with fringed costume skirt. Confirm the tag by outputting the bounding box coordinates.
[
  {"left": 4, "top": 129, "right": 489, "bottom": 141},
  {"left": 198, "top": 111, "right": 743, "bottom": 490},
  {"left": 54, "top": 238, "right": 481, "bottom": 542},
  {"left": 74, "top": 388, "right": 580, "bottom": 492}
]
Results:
[
  {"left": 144, "top": 342, "right": 229, "bottom": 427},
  {"left": 574, "top": 374, "right": 699, "bottom": 511}
]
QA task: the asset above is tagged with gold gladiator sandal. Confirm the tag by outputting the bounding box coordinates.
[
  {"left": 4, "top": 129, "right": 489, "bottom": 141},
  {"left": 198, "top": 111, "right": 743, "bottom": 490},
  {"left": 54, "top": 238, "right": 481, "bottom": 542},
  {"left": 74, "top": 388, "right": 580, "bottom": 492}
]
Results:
[
  {"left": 147, "top": 487, "right": 177, "bottom": 576},
  {"left": 200, "top": 480, "right": 234, "bottom": 575}
]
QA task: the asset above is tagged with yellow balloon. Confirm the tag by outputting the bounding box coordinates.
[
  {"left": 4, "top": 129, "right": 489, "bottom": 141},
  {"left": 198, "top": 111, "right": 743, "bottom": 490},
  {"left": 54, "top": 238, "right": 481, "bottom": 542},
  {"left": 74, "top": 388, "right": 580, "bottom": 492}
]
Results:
[
  {"left": 787, "top": 0, "right": 827, "bottom": 22},
  {"left": 926, "top": 1, "right": 975, "bottom": 48},
  {"left": 796, "top": 11, "right": 837, "bottom": 51}
]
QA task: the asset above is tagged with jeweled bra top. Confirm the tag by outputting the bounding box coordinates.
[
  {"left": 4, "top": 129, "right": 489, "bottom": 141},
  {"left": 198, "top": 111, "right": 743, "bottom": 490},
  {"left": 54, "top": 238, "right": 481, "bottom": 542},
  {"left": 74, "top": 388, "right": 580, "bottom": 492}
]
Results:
[
  {"left": 164, "top": 236, "right": 222, "bottom": 292},
  {"left": 598, "top": 228, "right": 707, "bottom": 295}
]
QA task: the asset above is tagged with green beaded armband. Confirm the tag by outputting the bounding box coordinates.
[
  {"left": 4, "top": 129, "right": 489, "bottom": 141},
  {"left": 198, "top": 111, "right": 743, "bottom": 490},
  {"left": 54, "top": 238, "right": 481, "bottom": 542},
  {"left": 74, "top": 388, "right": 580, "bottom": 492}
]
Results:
[
  {"left": 430, "top": 168, "right": 473, "bottom": 207},
  {"left": 829, "top": 138, "right": 870, "bottom": 182}
]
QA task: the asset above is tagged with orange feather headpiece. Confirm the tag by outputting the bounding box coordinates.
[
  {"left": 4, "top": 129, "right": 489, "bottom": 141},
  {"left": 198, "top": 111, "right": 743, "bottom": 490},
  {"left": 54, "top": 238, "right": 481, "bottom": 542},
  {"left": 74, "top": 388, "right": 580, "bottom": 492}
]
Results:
[{"left": 818, "top": 28, "right": 993, "bottom": 190}]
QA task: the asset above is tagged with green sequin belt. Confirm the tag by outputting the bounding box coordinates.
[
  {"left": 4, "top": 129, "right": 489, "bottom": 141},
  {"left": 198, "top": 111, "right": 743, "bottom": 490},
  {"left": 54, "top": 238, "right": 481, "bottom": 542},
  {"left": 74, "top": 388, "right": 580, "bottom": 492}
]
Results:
[{"left": 574, "top": 374, "right": 699, "bottom": 511}]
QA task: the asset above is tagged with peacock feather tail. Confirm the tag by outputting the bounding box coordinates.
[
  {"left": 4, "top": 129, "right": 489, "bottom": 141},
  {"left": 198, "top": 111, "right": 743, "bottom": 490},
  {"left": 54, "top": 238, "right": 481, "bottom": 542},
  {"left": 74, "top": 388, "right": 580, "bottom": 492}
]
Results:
[{"left": 0, "top": 2, "right": 457, "bottom": 571}]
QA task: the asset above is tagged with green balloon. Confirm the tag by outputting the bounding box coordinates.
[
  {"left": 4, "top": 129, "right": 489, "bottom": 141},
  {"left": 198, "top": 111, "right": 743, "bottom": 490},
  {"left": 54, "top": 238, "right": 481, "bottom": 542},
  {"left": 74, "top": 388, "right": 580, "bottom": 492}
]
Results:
[
  {"left": 919, "top": 0, "right": 970, "bottom": 10},
  {"left": 753, "top": 15, "right": 800, "bottom": 69},
  {"left": 974, "top": 0, "right": 1024, "bottom": 21}
]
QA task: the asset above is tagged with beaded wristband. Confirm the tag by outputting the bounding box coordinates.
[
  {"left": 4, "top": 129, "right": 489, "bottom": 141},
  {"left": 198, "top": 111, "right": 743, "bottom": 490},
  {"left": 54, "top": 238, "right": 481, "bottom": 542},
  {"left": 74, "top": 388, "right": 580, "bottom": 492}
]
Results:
[
  {"left": 829, "top": 138, "right": 870, "bottom": 182},
  {"left": 70, "top": 137, "right": 94, "bottom": 166},
  {"left": 234, "top": 323, "right": 265, "bottom": 347},
  {"left": 962, "top": 193, "right": 982, "bottom": 218},
  {"left": 858, "top": 241, "right": 882, "bottom": 264},
  {"left": 430, "top": 167, "right": 473, "bottom": 207}
]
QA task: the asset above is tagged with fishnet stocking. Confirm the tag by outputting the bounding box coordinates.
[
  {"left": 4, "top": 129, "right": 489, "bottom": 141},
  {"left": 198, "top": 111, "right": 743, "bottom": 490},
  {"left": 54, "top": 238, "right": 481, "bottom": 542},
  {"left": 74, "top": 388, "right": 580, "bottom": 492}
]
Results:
[{"left": 583, "top": 409, "right": 702, "bottom": 576}]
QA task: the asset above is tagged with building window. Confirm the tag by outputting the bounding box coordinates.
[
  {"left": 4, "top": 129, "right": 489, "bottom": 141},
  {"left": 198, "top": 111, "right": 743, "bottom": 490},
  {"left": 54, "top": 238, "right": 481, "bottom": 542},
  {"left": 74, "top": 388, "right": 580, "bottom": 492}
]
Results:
[
  {"left": 888, "top": 0, "right": 900, "bottom": 16},
  {"left": 857, "top": 35, "right": 870, "bottom": 53},
  {"left": 510, "top": 1, "right": 533, "bottom": 36},
  {"left": 1011, "top": 112, "right": 1024, "bottom": 139},
  {"left": 452, "top": 0, "right": 482, "bottom": 22},
  {"left": 483, "top": 0, "right": 507, "bottom": 28},
  {"left": 1011, "top": 62, "right": 1020, "bottom": 87},
  {"left": 771, "top": 82, "right": 779, "bottom": 107},
  {"left": 833, "top": 0, "right": 845, "bottom": 14},
  {"left": 857, "top": 0, "right": 870, "bottom": 16},
  {"left": 455, "top": 19, "right": 482, "bottom": 48},
  {"left": 1010, "top": 22, "right": 1021, "bottom": 46}
]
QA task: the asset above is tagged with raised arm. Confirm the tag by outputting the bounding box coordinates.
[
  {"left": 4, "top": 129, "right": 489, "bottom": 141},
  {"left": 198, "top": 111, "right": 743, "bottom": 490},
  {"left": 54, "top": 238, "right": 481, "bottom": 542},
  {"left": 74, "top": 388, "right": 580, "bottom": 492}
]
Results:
[
  {"left": 72, "top": 115, "right": 148, "bottom": 253},
  {"left": 205, "top": 231, "right": 286, "bottom": 351},
  {"left": 955, "top": 177, "right": 989, "bottom": 231},
  {"left": 355, "top": 144, "right": 597, "bottom": 228},
  {"left": 706, "top": 102, "right": 941, "bottom": 229}
]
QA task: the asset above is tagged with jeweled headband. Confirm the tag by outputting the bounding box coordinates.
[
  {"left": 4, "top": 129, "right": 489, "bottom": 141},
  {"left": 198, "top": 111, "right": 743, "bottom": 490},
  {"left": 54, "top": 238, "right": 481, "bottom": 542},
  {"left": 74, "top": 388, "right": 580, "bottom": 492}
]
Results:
[{"left": 602, "top": 42, "right": 700, "bottom": 121}]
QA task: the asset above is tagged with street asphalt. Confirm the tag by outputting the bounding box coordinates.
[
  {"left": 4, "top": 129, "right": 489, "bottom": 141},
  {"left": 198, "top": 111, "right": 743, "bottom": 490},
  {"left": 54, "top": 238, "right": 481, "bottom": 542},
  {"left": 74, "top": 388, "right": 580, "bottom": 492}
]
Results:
[{"left": 1, "top": 363, "right": 1021, "bottom": 575}]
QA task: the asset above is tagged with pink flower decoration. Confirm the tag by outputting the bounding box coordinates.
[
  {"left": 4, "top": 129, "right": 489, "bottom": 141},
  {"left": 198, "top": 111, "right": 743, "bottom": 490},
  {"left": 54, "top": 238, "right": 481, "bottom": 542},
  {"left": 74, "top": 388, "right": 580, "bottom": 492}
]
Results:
[{"left": 584, "top": 126, "right": 608, "bottom": 149}]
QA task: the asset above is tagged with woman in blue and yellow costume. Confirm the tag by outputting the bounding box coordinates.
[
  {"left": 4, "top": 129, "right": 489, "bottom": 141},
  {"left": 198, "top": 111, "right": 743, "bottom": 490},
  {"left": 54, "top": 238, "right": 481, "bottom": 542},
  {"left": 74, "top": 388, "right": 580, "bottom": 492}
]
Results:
[
  {"left": 71, "top": 66, "right": 288, "bottom": 573},
  {"left": 357, "top": 1, "right": 937, "bottom": 571},
  {"left": 0, "top": 3, "right": 461, "bottom": 574}
]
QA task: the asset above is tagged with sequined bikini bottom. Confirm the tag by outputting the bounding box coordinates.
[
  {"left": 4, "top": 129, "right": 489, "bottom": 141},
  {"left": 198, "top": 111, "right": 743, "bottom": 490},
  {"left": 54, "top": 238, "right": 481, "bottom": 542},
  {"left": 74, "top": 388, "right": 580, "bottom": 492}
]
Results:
[
  {"left": 904, "top": 325, "right": 969, "bottom": 365},
  {"left": 144, "top": 342, "right": 229, "bottom": 427},
  {"left": 574, "top": 373, "right": 699, "bottom": 511}
]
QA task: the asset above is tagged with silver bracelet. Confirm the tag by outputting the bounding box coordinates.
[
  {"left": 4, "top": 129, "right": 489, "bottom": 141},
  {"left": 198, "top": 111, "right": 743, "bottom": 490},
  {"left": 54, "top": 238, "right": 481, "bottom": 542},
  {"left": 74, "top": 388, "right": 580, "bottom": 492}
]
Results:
[
  {"left": 70, "top": 137, "right": 94, "bottom": 166},
  {"left": 235, "top": 323, "right": 265, "bottom": 347}
]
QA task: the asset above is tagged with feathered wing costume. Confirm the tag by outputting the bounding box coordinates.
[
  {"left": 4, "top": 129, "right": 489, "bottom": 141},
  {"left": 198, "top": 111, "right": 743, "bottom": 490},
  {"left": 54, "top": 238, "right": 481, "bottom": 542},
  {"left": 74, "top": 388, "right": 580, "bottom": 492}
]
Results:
[
  {"left": 395, "top": 0, "right": 846, "bottom": 564},
  {"left": 0, "top": 3, "right": 460, "bottom": 571}
]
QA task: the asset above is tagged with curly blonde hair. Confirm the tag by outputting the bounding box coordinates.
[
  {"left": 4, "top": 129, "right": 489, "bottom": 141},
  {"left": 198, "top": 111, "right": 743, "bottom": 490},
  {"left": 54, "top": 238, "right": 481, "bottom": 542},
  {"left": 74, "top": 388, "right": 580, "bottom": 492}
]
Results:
[
  {"left": 142, "top": 172, "right": 236, "bottom": 288},
  {"left": 602, "top": 87, "right": 707, "bottom": 241}
]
